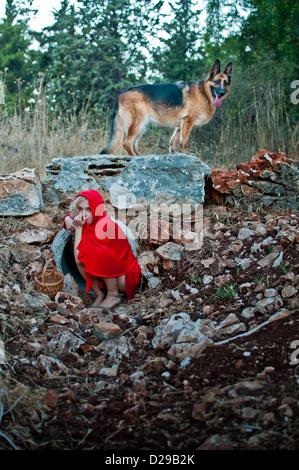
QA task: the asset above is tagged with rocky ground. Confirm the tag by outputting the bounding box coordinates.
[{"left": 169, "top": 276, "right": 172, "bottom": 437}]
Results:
[{"left": 0, "top": 200, "right": 298, "bottom": 451}]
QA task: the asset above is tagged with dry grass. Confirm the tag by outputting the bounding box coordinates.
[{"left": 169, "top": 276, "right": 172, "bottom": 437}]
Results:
[
  {"left": 0, "top": 76, "right": 297, "bottom": 178},
  {"left": 216, "top": 85, "right": 299, "bottom": 166},
  {"left": 0, "top": 371, "right": 48, "bottom": 449}
]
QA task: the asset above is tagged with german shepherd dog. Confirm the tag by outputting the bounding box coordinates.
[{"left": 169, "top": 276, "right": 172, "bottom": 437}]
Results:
[{"left": 100, "top": 59, "right": 232, "bottom": 156}]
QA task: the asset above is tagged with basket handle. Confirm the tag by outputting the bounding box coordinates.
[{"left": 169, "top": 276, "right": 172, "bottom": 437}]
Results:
[{"left": 41, "top": 258, "right": 58, "bottom": 283}]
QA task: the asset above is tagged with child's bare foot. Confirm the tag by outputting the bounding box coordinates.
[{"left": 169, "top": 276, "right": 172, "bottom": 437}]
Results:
[
  {"left": 99, "top": 292, "right": 123, "bottom": 309},
  {"left": 90, "top": 292, "right": 106, "bottom": 307}
]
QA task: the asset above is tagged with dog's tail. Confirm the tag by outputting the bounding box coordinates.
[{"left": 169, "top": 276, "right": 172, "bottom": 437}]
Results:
[{"left": 100, "top": 99, "right": 124, "bottom": 155}]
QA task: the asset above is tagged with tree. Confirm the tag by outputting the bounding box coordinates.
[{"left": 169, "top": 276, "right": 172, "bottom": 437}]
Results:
[
  {"left": 203, "top": 0, "right": 298, "bottom": 67},
  {"left": 37, "top": 0, "right": 88, "bottom": 112},
  {"left": 37, "top": 0, "right": 163, "bottom": 115},
  {"left": 151, "top": 0, "right": 205, "bottom": 82},
  {"left": 237, "top": 0, "right": 299, "bottom": 65},
  {"left": 77, "top": 0, "right": 162, "bottom": 111},
  {"left": 0, "top": 0, "right": 32, "bottom": 103}
]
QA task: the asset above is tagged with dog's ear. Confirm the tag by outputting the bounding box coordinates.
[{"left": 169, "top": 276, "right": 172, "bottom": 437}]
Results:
[
  {"left": 224, "top": 62, "right": 233, "bottom": 81},
  {"left": 208, "top": 59, "right": 221, "bottom": 79}
]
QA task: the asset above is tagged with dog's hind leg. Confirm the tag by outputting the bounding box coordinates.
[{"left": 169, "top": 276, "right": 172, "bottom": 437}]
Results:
[
  {"left": 169, "top": 128, "right": 180, "bottom": 154},
  {"left": 123, "top": 115, "right": 147, "bottom": 156},
  {"left": 123, "top": 124, "right": 139, "bottom": 156},
  {"left": 133, "top": 118, "right": 148, "bottom": 156}
]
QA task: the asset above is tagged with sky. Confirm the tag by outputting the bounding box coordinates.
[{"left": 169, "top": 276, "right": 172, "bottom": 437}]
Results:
[
  {"left": 0, "top": 0, "right": 180, "bottom": 30},
  {"left": 0, "top": 0, "right": 78, "bottom": 30}
]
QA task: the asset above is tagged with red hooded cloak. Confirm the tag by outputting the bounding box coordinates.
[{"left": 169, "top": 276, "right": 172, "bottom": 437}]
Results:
[{"left": 68, "top": 189, "right": 141, "bottom": 299}]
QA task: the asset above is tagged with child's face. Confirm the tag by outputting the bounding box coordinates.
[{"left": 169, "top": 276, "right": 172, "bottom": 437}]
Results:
[{"left": 77, "top": 198, "right": 93, "bottom": 225}]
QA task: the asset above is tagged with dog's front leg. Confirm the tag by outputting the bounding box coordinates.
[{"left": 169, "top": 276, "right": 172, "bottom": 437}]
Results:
[
  {"left": 180, "top": 117, "right": 193, "bottom": 153},
  {"left": 169, "top": 128, "right": 180, "bottom": 154}
]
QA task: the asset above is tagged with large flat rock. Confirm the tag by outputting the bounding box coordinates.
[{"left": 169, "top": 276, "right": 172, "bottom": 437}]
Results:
[
  {"left": 0, "top": 168, "right": 44, "bottom": 216},
  {"left": 43, "top": 153, "right": 211, "bottom": 206}
]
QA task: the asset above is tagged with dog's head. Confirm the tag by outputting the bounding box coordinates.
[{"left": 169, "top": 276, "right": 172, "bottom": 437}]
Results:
[{"left": 206, "top": 59, "right": 232, "bottom": 108}]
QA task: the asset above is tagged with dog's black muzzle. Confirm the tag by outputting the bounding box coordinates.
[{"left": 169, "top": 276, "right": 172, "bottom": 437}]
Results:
[{"left": 211, "top": 86, "right": 226, "bottom": 98}]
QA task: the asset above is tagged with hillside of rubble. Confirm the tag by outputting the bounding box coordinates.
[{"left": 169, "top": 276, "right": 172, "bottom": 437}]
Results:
[{"left": 0, "top": 149, "right": 298, "bottom": 450}]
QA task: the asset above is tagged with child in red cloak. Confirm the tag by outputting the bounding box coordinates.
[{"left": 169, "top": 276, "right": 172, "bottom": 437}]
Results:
[{"left": 64, "top": 189, "right": 141, "bottom": 309}]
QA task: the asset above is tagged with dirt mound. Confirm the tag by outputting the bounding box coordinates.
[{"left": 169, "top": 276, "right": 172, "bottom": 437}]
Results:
[{"left": 0, "top": 197, "right": 298, "bottom": 450}]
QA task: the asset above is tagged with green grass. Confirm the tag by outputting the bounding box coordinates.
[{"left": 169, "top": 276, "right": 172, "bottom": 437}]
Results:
[{"left": 216, "top": 282, "right": 238, "bottom": 298}]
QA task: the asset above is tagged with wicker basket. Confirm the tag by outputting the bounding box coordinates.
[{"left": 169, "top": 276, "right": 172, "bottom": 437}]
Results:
[{"left": 35, "top": 259, "right": 64, "bottom": 300}]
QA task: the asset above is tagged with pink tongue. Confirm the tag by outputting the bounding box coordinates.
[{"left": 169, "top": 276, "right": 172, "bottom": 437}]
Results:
[{"left": 214, "top": 96, "right": 222, "bottom": 108}]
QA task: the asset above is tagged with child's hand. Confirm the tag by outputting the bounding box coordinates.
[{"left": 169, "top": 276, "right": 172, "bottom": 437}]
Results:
[
  {"left": 65, "top": 215, "right": 75, "bottom": 233},
  {"left": 74, "top": 213, "right": 87, "bottom": 228}
]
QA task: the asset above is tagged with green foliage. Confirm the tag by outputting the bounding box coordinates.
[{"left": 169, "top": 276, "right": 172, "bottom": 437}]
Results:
[
  {"left": 0, "top": 0, "right": 297, "bottom": 151},
  {"left": 238, "top": 0, "right": 299, "bottom": 65},
  {"left": 35, "top": 0, "right": 163, "bottom": 114},
  {"left": 216, "top": 283, "right": 237, "bottom": 298},
  {"left": 151, "top": 0, "right": 205, "bottom": 82},
  {"left": 187, "top": 273, "right": 202, "bottom": 284},
  {"left": 0, "top": 0, "right": 32, "bottom": 103}
]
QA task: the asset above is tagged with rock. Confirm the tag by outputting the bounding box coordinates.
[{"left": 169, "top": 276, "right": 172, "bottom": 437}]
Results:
[
  {"left": 219, "top": 322, "right": 246, "bottom": 336},
  {"left": 109, "top": 182, "right": 136, "bottom": 209},
  {"left": 215, "top": 314, "right": 247, "bottom": 336},
  {"left": 152, "top": 312, "right": 215, "bottom": 362},
  {"left": 231, "top": 380, "right": 265, "bottom": 397},
  {"left": 22, "top": 341, "right": 43, "bottom": 354},
  {"left": 152, "top": 312, "right": 190, "bottom": 350},
  {"left": 272, "top": 251, "right": 283, "bottom": 267},
  {"left": 242, "top": 407, "right": 257, "bottom": 419},
  {"left": 149, "top": 219, "right": 172, "bottom": 245},
  {"left": 93, "top": 322, "right": 122, "bottom": 341},
  {"left": 238, "top": 227, "right": 255, "bottom": 240},
  {"left": 155, "top": 242, "right": 184, "bottom": 261},
  {"left": 26, "top": 213, "right": 52, "bottom": 229},
  {"left": 197, "top": 434, "right": 234, "bottom": 450},
  {"left": 264, "top": 288, "right": 278, "bottom": 298},
  {"left": 54, "top": 292, "right": 84, "bottom": 313},
  {"left": 99, "top": 366, "right": 118, "bottom": 377},
  {"left": 33, "top": 354, "right": 69, "bottom": 378},
  {"left": 62, "top": 273, "right": 80, "bottom": 297},
  {"left": 44, "top": 153, "right": 211, "bottom": 205},
  {"left": 254, "top": 296, "right": 283, "bottom": 314},
  {"left": 12, "top": 244, "right": 42, "bottom": 264},
  {"left": 13, "top": 293, "right": 48, "bottom": 315},
  {"left": 278, "top": 403, "right": 293, "bottom": 418},
  {"left": 254, "top": 224, "right": 267, "bottom": 236},
  {"left": 218, "top": 313, "right": 239, "bottom": 327},
  {"left": 201, "top": 257, "right": 216, "bottom": 268},
  {"left": 0, "top": 168, "right": 44, "bottom": 216},
  {"left": 41, "top": 389, "right": 59, "bottom": 408},
  {"left": 214, "top": 274, "right": 233, "bottom": 287},
  {"left": 44, "top": 331, "right": 84, "bottom": 357},
  {"left": 203, "top": 275, "right": 213, "bottom": 285},
  {"left": 241, "top": 306, "right": 255, "bottom": 320},
  {"left": 281, "top": 285, "right": 298, "bottom": 298},
  {"left": 95, "top": 336, "right": 132, "bottom": 361},
  {"left": 48, "top": 315, "right": 70, "bottom": 325},
  {"left": 167, "top": 337, "right": 213, "bottom": 362},
  {"left": 142, "top": 272, "right": 161, "bottom": 289},
  {"left": 206, "top": 149, "right": 299, "bottom": 210},
  {"left": 17, "top": 227, "right": 54, "bottom": 244},
  {"left": 185, "top": 284, "right": 199, "bottom": 295},
  {"left": 280, "top": 272, "right": 298, "bottom": 285},
  {"left": 257, "top": 252, "right": 281, "bottom": 268},
  {"left": 162, "top": 259, "right": 175, "bottom": 271}
]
